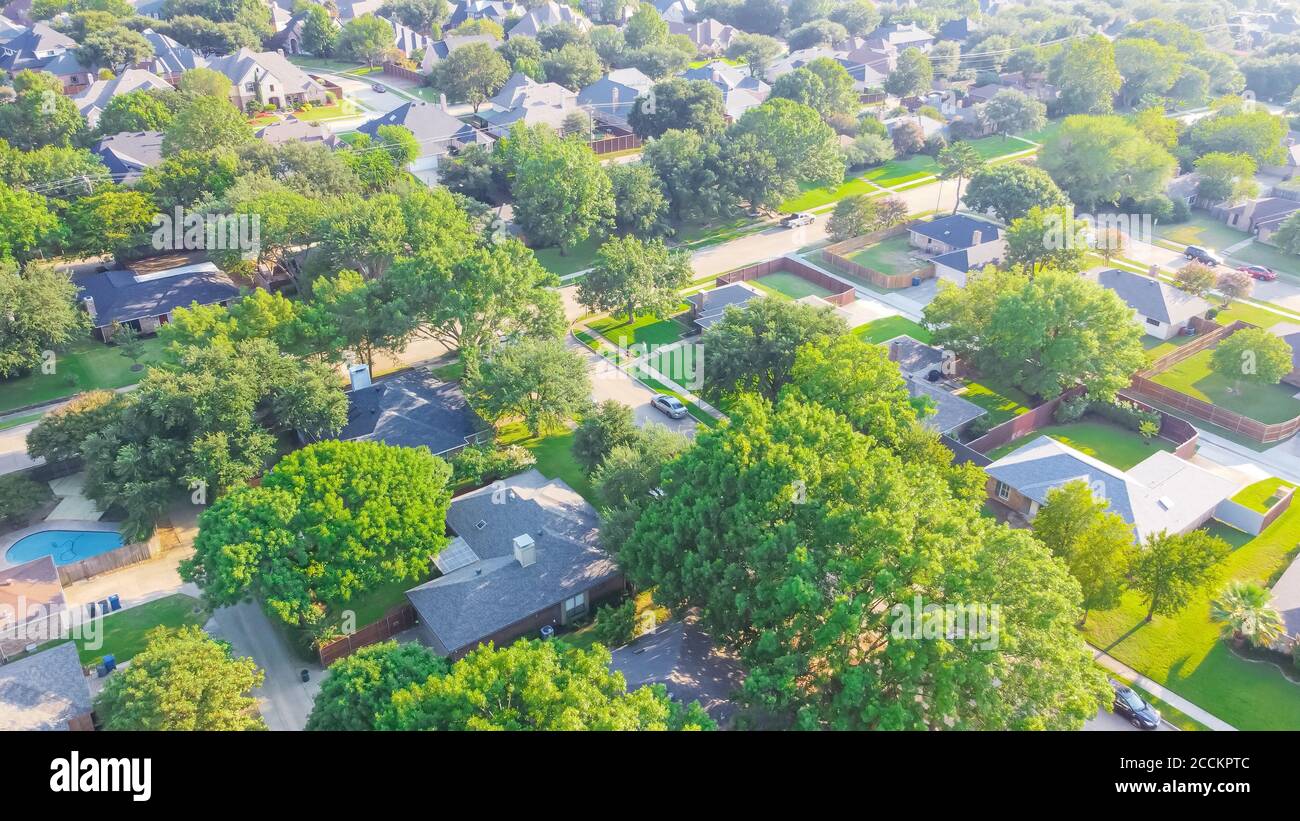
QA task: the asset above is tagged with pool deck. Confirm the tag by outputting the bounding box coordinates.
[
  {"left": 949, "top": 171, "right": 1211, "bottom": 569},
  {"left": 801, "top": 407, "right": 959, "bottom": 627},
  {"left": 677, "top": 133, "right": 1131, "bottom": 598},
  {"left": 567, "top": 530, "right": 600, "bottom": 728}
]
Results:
[{"left": 0, "top": 520, "right": 123, "bottom": 570}]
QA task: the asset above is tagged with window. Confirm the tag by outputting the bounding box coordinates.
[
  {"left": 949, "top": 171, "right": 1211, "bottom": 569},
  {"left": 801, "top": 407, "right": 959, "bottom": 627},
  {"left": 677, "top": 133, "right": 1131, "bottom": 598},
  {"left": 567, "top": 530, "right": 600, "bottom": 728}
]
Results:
[
  {"left": 245, "top": 82, "right": 255, "bottom": 92},
  {"left": 563, "top": 592, "right": 587, "bottom": 618},
  {"left": 1146, "top": 317, "right": 1160, "bottom": 327},
  {"left": 995, "top": 481, "right": 1010, "bottom": 501}
]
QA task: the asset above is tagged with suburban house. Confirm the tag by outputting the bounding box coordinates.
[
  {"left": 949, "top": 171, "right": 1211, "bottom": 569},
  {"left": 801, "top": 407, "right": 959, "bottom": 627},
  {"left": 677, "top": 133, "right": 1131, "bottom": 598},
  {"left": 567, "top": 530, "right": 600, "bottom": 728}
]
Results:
[
  {"left": 255, "top": 117, "right": 341, "bottom": 147},
  {"left": 480, "top": 72, "right": 578, "bottom": 134},
  {"left": 204, "top": 48, "right": 331, "bottom": 111},
  {"left": 446, "top": 0, "right": 521, "bottom": 29},
  {"left": 1220, "top": 196, "right": 1300, "bottom": 245},
  {"left": 685, "top": 282, "right": 762, "bottom": 332},
  {"left": 420, "top": 33, "right": 502, "bottom": 73},
  {"left": 767, "top": 47, "right": 845, "bottom": 84},
  {"left": 680, "top": 61, "right": 769, "bottom": 118},
  {"left": 577, "top": 68, "right": 653, "bottom": 127},
  {"left": 656, "top": 0, "right": 694, "bottom": 24},
  {"left": 0, "top": 21, "right": 91, "bottom": 92},
  {"left": 1261, "top": 135, "right": 1300, "bottom": 180},
  {"left": 265, "top": 9, "right": 311, "bottom": 55},
  {"left": 405, "top": 470, "right": 624, "bottom": 659},
  {"left": 937, "top": 16, "right": 979, "bottom": 41},
  {"left": 385, "top": 17, "right": 432, "bottom": 57},
  {"left": 984, "top": 436, "right": 1242, "bottom": 542},
  {"left": 608, "top": 615, "right": 746, "bottom": 725},
  {"left": 137, "top": 29, "right": 204, "bottom": 82},
  {"left": 92, "top": 131, "right": 164, "bottom": 182},
  {"left": 507, "top": 1, "right": 591, "bottom": 38},
  {"left": 1093, "top": 268, "right": 1211, "bottom": 340},
  {"left": 334, "top": 0, "right": 384, "bottom": 21},
  {"left": 75, "top": 260, "right": 243, "bottom": 341},
  {"left": 1270, "top": 552, "right": 1300, "bottom": 654},
  {"left": 0, "top": 642, "right": 94, "bottom": 731},
  {"left": 883, "top": 335, "right": 987, "bottom": 436},
  {"left": 358, "top": 100, "right": 486, "bottom": 185},
  {"left": 667, "top": 18, "right": 737, "bottom": 53},
  {"left": 0, "top": 557, "right": 66, "bottom": 662},
  {"left": 863, "top": 22, "right": 935, "bottom": 51},
  {"left": 333, "top": 365, "right": 491, "bottom": 457},
  {"left": 1265, "top": 322, "right": 1300, "bottom": 388},
  {"left": 72, "top": 68, "right": 172, "bottom": 129},
  {"left": 884, "top": 112, "right": 946, "bottom": 141},
  {"left": 908, "top": 214, "right": 1005, "bottom": 285}
]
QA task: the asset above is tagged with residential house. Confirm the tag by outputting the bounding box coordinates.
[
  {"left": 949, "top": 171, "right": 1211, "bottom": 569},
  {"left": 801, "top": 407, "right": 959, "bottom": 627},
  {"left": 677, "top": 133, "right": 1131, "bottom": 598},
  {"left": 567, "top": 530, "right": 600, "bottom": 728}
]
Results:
[
  {"left": 883, "top": 112, "right": 946, "bottom": 142},
  {"left": 863, "top": 21, "right": 935, "bottom": 52},
  {"left": 0, "top": 14, "right": 24, "bottom": 44},
  {"left": 937, "top": 16, "right": 979, "bottom": 41},
  {"left": 255, "top": 117, "right": 341, "bottom": 147},
  {"left": 0, "top": 642, "right": 94, "bottom": 731},
  {"left": 420, "top": 33, "right": 502, "bottom": 74},
  {"left": 577, "top": 67, "right": 652, "bottom": 127},
  {"left": 1166, "top": 173, "right": 1200, "bottom": 208},
  {"left": 0, "top": 22, "right": 90, "bottom": 92},
  {"left": 507, "top": 1, "right": 591, "bottom": 38},
  {"left": 130, "top": 0, "right": 166, "bottom": 18},
  {"left": 608, "top": 615, "right": 746, "bottom": 725},
  {"left": 357, "top": 100, "right": 487, "bottom": 185},
  {"left": 265, "top": 9, "right": 312, "bottom": 55},
  {"left": 405, "top": 470, "right": 624, "bottom": 659},
  {"left": 655, "top": 0, "right": 694, "bottom": 24},
  {"left": 882, "top": 335, "right": 987, "bottom": 436},
  {"left": 766, "top": 47, "right": 842, "bottom": 83},
  {"left": 1221, "top": 196, "right": 1300, "bottom": 245},
  {"left": 908, "top": 214, "right": 1004, "bottom": 286},
  {"left": 204, "top": 47, "right": 331, "bottom": 111},
  {"left": 335, "top": 0, "right": 384, "bottom": 22},
  {"left": 75, "top": 260, "right": 243, "bottom": 341},
  {"left": 667, "top": 18, "right": 737, "bottom": 54},
  {"left": 137, "top": 29, "right": 204, "bottom": 83},
  {"left": 72, "top": 68, "right": 172, "bottom": 129},
  {"left": 1269, "top": 552, "right": 1300, "bottom": 653},
  {"left": 0, "top": 557, "right": 66, "bottom": 662},
  {"left": 1093, "top": 268, "right": 1210, "bottom": 341},
  {"left": 685, "top": 282, "right": 762, "bottom": 332},
  {"left": 1262, "top": 137, "right": 1300, "bottom": 180},
  {"left": 386, "top": 16, "right": 432, "bottom": 58},
  {"left": 985, "top": 436, "right": 1242, "bottom": 542},
  {"left": 92, "top": 130, "right": 164, "bottom": 183},
  {"left": 481, "top": 72, "right": 578, "bottom": 134},
  {"left": 1265, "top": 322, "right": 1300, "bottom": 388},
  {"left": 681, "top": 60, "right": 769, "bottom": 119},
  {"left": 446, "top": 0, "right": 521, "bottom": 29},
  {"left": 333, "top": 365, "right": 490, "bottom": 456},
  {"left": 996, "top": 70, "right": 1059, "bottom": 104}
]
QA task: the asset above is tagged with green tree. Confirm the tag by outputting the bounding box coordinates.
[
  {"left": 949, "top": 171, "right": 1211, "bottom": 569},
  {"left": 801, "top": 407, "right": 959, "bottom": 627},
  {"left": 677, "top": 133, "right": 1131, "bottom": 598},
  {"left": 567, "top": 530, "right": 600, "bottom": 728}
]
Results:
[
  {"left": 307, "top": 641, "right": 447, "bottom": 730},
  {"left": 1131, "top": 530, "right": 1230, "bottom": 621},
  {"left": 1186, "top": 107, "right": 1288, "bottom": 166},
  {"left": 75, "top": 25, "right": 152, "bottom": 72},
  {"left": 720, "top": 98, "right": 844, "bottom": 210},
  {"left": 1004, "top": 205, "right": 1088, "bottom": 274},
  {"left": 884, "top": 47, "right": 933, "bottom": 98},
  {"left": 177, "top": 66, "right": 233, "bottom": 98},
  {"left": 95, "top": 626, "right": 265, "bottom": 731},
  {"left": 26, "top": 390, "right": 121, "bottom": 463},
  {"left": 830, "top": 0, "right": 880, "bottom": 36},
  {"left": 297, "top": 1, "right": 337, "bottom": 55},
  {"left": 937, "top": 141, "right": 985, "bottom": 215},
  {"left": 95, "top": 88, "right": 180, "bottom": 134},
  {"left": 1271, "top": 210, "right": 1300, "bottom": 257},
  {"left": 470, "top": 337, "right": 592, "bottom": 436},
  {"left": 433, "top": 41, "right": 510, "bottom": 112},
  {"left": 1033, "top": 481, "right": 1136, "bottom": 624},
  {"left": 1173, "top": 261, "right": 1216, "bottom": 297},
  {"left": 1114, "top": 38, "right": 1183, "bottom": 108},
  {"left": 1209, "top": 326, "right": 1294, "bottom": 390},
  {"left": 924, "top": 267, "right": 1146, "bottom": 402},
  {"left": 641, "top": 128, "right": 727, "bottom": 222},
  {"left": 1038, "top": 114, "right": 1176, "bottom": 210},
  {"left": 0, "top": 70, "right": 87, "bottom": 150},
  {"left": 979, "top": 88, "right": 1047, "bottom": 138},
  {"left": 725, "top": 32, "right": 784, "bottom": 82},
  {"left": 624, "top": 1, "right": 666, "bottom": 48},
  {"left": 163, "top": 95, "right": 252, "bottom": 155},
  {"left": 700, "top": 296, "right": 847, "bottom": 403},
  {"left": 183, "top": 440, "right": 453, "bottom": 630},
  {"left": 627, "top": 78, "right": 726, "bottom": 139},
  {"left": 572, "top": 399, "right": 638, "bottom": 473},
  {"left": 299, "top": 269, "right": 413, "bottom": 368},
  {"left": 578, "top": 235, "right": 691, "bottom": 321},
  {"left": 0, "top": 182, "right": 59, "bottom": 262},
  {"left": 608, "top": 161, "right": 669, "bottom": 237},
  {"left": 379, "top": 0, "right": 446, "bottom": 32},
  {"left": 826, "top": 194, "right": 907, "bottom": 241},
  {"left": 0, "top": 262, "right": 86, "bottom": 377},
  {"left": 1050, "top": 35, "right": 1121, "bottom": 115},
  {"left": 337, "top": 14, "right": 394, "bottom": 67},
  {"left": 510, "top": 128, "right": 614, "bottom": 254},
  {"left": 541, "top": 42, "right": 604, "bottom": 91},
  {"left": 62, "top": 189, "right": 156, "bottom": 256},
  {"left": 592, "top": 423, "right": 690, "bottom": 550},
  {"left": 1193, "top": 152, "right": 1258, "bottom": 204},
  {"left": 378, "top": 640, "right": 716, "bottom": 730},
  {"left": 962, "top": 163, "right": 1068, "bottom": 222},
  {"left": 1210, "top": 581, "right": 1288, "bottom": 649}
]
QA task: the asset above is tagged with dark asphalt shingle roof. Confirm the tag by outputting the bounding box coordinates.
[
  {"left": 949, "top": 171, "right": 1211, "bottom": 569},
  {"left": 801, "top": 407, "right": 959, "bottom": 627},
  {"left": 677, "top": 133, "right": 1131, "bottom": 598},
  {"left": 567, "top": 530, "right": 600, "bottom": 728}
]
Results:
[
  {"left": 1097, "top": 268, "right": 1209, "bottom": 325},
  {"left": 74, "top": 262, "right": 241, "bottom": 328},
  {"left": 910, "top": 214, "right": 1001, "bottom": 248},
  {"left": 907, "top": 377, "right": 986, "bottom": 434},
  {"left": 337, "top": 370, "right": 487, "bottom": 455},
  {"left": 0, "top": 642, "right": 92, "bottom": 731}
]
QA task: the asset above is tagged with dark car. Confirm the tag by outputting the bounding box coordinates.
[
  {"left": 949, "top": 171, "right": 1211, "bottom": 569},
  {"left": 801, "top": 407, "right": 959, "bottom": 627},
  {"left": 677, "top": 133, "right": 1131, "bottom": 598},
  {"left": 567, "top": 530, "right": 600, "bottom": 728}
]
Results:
[
  {"left": 1111, "top": 680, "right": 1161, "bottom": 730},
  {"left": 1184, "top": 245, "right": 1222, "bottom": 266},
  {"left": 651, "top": 394, "right": 687, "bottom": 420},
  {"left": 1239, "top": 264, "right": 1278, "bottom": 281},
  {"left": 372, "top": 83, "right": 387, "bottom": 93}
]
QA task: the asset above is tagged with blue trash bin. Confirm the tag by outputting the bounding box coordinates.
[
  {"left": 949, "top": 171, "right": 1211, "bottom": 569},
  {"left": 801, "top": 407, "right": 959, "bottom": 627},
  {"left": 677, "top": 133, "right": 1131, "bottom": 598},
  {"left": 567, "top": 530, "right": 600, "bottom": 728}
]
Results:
[
  {"left": 102, "top": 654, "right": 116, "bottom": 672},
  {"left": 911, "top": 276, "right": 922, "bottom": 287},
  {"left": 108, "top": 594, "right": 121, "bottom": 612}
]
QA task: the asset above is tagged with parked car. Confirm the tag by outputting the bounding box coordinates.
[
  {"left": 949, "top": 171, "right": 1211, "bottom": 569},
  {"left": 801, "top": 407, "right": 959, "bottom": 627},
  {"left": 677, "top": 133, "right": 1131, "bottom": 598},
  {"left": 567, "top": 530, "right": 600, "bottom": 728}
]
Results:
[
  {"left": 372, "top": 83, "right": 387, "bottom": 93},
  {"left": 781, "top": 212, "right": 814, "bottom": 228},
  {"left": 1184, "top": 245, "right": 1222, "bottom": 266},
  {"left": 1238, "top": 264, "right": 1278, "bottom": 281},
  {"left": 1110, "top": 680, "right": 1161, "bottom": 730},
  {"left": 651, "top": 394, "right": 687, "bottom": 420}
]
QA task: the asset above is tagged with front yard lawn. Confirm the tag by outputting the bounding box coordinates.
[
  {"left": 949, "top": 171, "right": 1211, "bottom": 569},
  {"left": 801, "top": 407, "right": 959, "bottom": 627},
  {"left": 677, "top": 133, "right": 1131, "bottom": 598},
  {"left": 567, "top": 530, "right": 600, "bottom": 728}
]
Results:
[
  {"left": 750, "top": 271, "right": 834, "bottom": 300},
  {"left": 44, "top": 593, "right": 207, "bottom": 666},
  {"left": 852, "top": 315, "right": 932, "bottom": 344},
  {"left": 532, "top": 234, "right": 604, "bottom": 276},
  {"left": 0, "top": 336, "right": 165, "bottom": 413},
  {"left": 848, "top": 234, "right": 924, "bottom": 275},
  {"left": 1228, "top": 240, "right": 1300, "bottom": 281},
  {"left": 1231, "top": 477, "right": 1296, "bottom": 513},
  {"left": 1153, "top": 213, "right": 1250, "bottom": 252},
  {"left": 497, "top": 423, "right": 595, "bottom": 503},
  {"left": 1083, "top": 507, "right": 1300, "bottom": 731},
  {"left": 588, "top": 307, "right": 692, "bottom": 348},
  {"left": 984, "top": 419, "right": 1173, "bottom": 470},
  {"left": 1149, "top": 346, "right": 1300, "bottom": 424}
]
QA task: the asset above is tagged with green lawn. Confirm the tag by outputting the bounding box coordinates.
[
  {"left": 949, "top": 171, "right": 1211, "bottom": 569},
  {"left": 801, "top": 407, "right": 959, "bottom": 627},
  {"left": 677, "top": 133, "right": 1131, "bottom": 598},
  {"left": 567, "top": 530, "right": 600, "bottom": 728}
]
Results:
[
  {"left": 1150, "top": 346, "right": 1300, "bottom": 424},
  {"left": 672, "top": 215, "right": 765, "bottom": 247},
  {"left": 1142, "top": 329, "right": 1201, "bottom": 361},
  {"left": 852, "top": 315, "right": 932, "bottom": 344},
  {"left": 1083, "top": 508, "right": 1300, "bottom": 731},
  {"left": 335, "top": 570, "right": 434, "bottom": 628},
  {"left": 985, "top": 419, "right": 1173, "bottom": 470},
  {"left": 1229, "top": 240, "right": 1300, "bottom": 281},
  {"left": 1231, "top": 477, "right": 1296, "bottom": 513},
  {"left": 1215, "top": 299, "right": 1292, "bottom": 330},
  {"left": 588, "top": 307, "right": 693, "bottom": 348},
  {"left": 848, "top": 234, "right": 924, "bottom": 275},
  {"left": 956, "top": 381, "right": 1034, "bottom": 426},
  {"left": 0, "top": 336, "right": 165, "bottom": 413},
  {"left": 532, "top": 234, "right": 604, "bottom": 276},
  {"left": 0, "top": 411, "right": 42, "bottom": 431},
  {"left": 1153, "top": 213, "right": 1250, "bottom": 252},
  {"left": 292, "top": 100, "right": 361, "bottom": 122},
  {"left": 750, "top": 271, "right": 834, "bottom": 300},
  {"left": 498, "top": 423, "right": 595, "bottom": 503},
  {"left": 42, "top": 594, "right": 207, "bottom": 666}
]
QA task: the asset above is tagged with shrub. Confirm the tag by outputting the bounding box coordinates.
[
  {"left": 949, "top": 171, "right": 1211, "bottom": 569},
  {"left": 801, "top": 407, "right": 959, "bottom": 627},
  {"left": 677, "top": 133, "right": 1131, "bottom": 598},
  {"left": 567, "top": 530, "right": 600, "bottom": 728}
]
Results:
[
  {"left": 1091, "top": 399, "right": 1160, "bottom": 433},
  {"left": 924, "top": 132, "right": 948, "bottom": 156},
  {"left": 964, "top": 414, "right": 998, "bottom": 440},
  {"left": 1053, "top": 395, "right": 1089, "bottom": 424},
  {"left": 592, "top": 598, "right": 636, "bottom": 647},
  {"left": 451, "top": 444, "right": 536, "bottom": 485},
  {"left": 0, "top": 474, "right": 51, "bottom": 526}
]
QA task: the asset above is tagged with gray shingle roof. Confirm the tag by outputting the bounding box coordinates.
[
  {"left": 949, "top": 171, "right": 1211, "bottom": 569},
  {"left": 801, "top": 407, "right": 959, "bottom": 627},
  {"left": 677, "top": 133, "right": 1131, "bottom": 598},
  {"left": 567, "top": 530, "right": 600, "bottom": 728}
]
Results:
[
  {"left": 336, "top": 370, "right": 487, "bottom": 455},
  {"left": 907, "top": 376, "right": 986, "bottom": 434},
  {"left": 74, "top": 261, "right": 241, "bottom": 329},
  {"left": 359, "top": 100, "right": 484, "bottom": 158},
  {"left": 909, "top": 214, "right": 1001, "bottom": 248},
  {"left": 1096, "top": 268, "right": 1209, "bottom": 325},
  {"left": 0, "top": 642, "right": 92, "bottom": 731},
  {"left": 405, "top": 471, "right": 620, "bottom": 655}
]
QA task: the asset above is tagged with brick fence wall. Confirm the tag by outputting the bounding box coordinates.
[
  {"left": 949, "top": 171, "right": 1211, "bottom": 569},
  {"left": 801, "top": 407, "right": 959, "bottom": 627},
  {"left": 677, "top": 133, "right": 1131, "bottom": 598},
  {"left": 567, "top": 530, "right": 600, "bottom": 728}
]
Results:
[
  {"left": 716, "top": 256, "right": 856, "bottom": 307},
  {"left": 819, "top": 220, "right": 933, "bottom": 290}
]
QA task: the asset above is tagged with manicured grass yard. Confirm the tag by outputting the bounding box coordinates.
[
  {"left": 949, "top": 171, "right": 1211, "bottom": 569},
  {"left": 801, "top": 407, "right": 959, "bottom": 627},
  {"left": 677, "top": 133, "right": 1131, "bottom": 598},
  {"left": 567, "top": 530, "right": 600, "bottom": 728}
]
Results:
[
  {"left": 956, "top": 381, "right": 1034, "bottom": 426},
  {"left": 0, "top": 336, "right": 165, "bottom": 414},
  {"left": 984, "top": 419, "right": 1173, "bottom": 470},
  {"left": 1229, "top": 240, "right": 1300, "bottom": 281},
  {"left": 750, "top": 271, "right": 834, "bottom": 300},
  {"left": 292, "top": 100, "right": 360, "bottom": 122},
  {"left": 1231, "top": 477, "right": 1297, "bottom": 513},
  {"left": 588, "top": 307, "right": 692, "bottom": 348},
  {"left": 1150, "top": 346, "right": 1300, "bottom": 424},
  {"left": 532, "top": 234, "right": 604, "bottom": 276},
  {"left": 1153, "top": 213, "right": 1250, "bottom": 252},
  {"left": 848, "top": 234, "right": 924, "bottom": 275},
  {"left": 1083, "top": 507, "right": 1300, "bottom": 731},
  {"left": 852, "top": 315, "right": 932, "bottom": 344},
  {"left": 1141, "top": 330, "right": 1200, "bottom": 361},
  {"left": 498, "top": 423, "right": 595, "bottom": 503},
  {"left": 43, "top": 594, "right": 207, "bottom": 666}
]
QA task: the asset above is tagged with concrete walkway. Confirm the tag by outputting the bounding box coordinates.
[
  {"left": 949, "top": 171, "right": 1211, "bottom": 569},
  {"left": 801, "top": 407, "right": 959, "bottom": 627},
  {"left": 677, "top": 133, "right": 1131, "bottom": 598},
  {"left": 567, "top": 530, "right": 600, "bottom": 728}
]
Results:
[{"left": 1091, "top": 646, "right": 1236, "bottom": 731}]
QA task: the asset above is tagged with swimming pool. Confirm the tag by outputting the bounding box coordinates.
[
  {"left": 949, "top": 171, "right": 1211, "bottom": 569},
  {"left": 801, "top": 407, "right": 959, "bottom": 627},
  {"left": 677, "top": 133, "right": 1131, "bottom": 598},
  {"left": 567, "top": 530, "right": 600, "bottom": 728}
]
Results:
[{"left": 5, "top": 529, "right": 124, "bottom": 566}]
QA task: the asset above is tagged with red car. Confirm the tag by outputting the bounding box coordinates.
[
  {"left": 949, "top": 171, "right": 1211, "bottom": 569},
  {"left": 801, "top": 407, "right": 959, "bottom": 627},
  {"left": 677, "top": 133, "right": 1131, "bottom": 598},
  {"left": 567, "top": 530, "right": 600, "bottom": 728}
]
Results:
[{"left": 1238, "top": 264, "right": 1278, "bottom": 281}]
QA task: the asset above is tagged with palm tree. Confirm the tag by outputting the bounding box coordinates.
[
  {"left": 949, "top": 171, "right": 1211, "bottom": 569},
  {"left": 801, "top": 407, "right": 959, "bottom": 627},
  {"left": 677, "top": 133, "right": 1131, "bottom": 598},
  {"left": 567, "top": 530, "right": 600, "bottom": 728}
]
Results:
[{"left": 1210, "top": 581, "right": 1286, "bottom": 649}]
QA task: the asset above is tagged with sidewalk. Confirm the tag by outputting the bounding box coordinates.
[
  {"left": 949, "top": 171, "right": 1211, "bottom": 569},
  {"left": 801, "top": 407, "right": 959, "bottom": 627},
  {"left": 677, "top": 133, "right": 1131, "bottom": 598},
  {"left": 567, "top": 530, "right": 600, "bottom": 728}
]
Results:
[{"left": 1091, "top": 646, "right": 1236, "bottom": 731}]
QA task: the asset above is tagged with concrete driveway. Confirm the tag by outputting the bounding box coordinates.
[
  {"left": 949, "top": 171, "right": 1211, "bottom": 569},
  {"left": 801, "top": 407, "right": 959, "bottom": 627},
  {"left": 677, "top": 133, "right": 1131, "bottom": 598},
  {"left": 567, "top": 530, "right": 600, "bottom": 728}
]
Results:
[{"left": 204, "top": 601, "right": 322, "bottom": 731}]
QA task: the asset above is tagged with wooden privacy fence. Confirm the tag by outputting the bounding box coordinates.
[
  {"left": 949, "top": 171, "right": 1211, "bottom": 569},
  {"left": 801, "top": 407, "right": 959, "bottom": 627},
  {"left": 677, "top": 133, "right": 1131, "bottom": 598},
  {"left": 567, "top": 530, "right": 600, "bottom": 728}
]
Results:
[
  {"left": 57, "top": 535, "right": 160, "bottom": 586},
  {"left": 590, "top": 133, "right": 643, "bottom": 154},
  {"left": 381, "top": 62, "right": 423, "bottom": 83},
  {"left": 716, "top": 256, "right": 856, "bottom": 306},
  {"left": 317, "top": 603, "right": 418, "bottom": 667},
  {"left": 820, "top": 221, "right": 933, "bottom": 290}
]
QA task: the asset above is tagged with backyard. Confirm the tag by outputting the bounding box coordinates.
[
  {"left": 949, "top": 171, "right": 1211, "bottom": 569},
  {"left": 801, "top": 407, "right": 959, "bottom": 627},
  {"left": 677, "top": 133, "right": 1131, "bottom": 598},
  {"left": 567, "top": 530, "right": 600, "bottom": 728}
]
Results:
[
  {"left": 847, "top": 234, "right": 925, "bottom": 275},
  {"left": 497, "top": 422, "right": 595, "bottom": 503},
  {"left": 1083, "top": 506, "right": 1300, "bottom": 731},
  {"left": 984, "top": 418, "right": 1173, "bottom": 470},
  {"left": 1149, "top": 346, "right": 1300, "bottom": 424},
  {"left": 853, "top": 314, "right": 932, "bottom": 344},
  {"left": 0, "top": 336, "right": 165, "bottom": 414},
  {"left": 1231, "top": 477, "right": 1296, "bottom": 513},
  {"left": 748, "top": 271, "right": 835, "bottom": 300},
  {"left": 956, "top": 380, "right": 1034, "bottom": 427},
  {"left": 41, "top": 593, "right": 208, "bottom": 666}
]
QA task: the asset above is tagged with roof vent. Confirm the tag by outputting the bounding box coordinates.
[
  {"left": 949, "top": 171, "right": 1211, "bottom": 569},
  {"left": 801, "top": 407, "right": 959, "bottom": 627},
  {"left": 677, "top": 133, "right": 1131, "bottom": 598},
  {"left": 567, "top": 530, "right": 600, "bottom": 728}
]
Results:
[
  {"left": 1157, "top": 496, "right": 1174, "bottom": 511},
  {"left": 513, "top": 533, "right": 536, "bottom": 568},
  {"left": 475, "top": 519, "right": 486, "bottom": 530}
]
